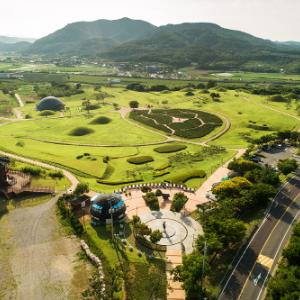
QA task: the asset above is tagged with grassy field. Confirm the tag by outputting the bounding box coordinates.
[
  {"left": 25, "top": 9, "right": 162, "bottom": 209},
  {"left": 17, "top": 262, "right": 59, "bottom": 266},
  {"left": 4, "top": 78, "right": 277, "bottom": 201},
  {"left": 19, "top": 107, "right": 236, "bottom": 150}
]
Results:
[{"left": 0, "top": 84, "right": 299, "bottom": 192}]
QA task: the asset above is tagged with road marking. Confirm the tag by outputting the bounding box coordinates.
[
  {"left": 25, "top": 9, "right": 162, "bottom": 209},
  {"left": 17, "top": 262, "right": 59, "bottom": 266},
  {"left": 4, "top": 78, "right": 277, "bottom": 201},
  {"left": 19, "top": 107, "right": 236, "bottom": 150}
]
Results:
[
  {"left": 217, "top": 179, "right": 292, "bottom": 299},
  {"left": 256, "top": 208, "right": 300, "bottom": 300},
  {"left": 257, "top": 255, "right": 273, "bottom": 269},
  {"left": 236, "top": 180, "right": 300, "bottom": 300}
]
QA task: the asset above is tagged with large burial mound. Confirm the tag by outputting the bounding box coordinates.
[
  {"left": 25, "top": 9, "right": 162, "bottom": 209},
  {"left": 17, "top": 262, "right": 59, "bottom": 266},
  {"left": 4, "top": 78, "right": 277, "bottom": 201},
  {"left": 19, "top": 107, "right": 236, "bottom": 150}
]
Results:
[
  {"left": 36, "top": 96, "right": 65, "bottom": 111},
  {"left": 130, "top": 109, "right": 223, "bottom": 139}
]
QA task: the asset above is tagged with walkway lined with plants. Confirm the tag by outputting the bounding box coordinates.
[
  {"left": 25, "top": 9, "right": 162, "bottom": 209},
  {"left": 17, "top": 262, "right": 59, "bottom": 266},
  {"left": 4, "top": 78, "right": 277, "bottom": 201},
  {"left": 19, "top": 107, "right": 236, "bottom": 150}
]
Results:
[{"left": 0, "top": 150, "right": 78, "bottom": 191}]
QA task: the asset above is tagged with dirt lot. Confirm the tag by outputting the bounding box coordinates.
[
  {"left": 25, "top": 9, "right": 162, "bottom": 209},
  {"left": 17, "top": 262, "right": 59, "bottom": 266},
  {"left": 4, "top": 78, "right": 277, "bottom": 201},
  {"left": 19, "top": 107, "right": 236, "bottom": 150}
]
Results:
[{"left": 0, "top": 196, "right": 92, "bottom": 300}]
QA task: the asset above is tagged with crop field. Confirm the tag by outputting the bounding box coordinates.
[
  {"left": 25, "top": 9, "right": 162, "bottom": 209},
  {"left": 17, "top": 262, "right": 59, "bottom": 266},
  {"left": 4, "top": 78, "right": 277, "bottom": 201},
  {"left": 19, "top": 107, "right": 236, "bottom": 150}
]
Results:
[{"left": 0, "top": 80, "right": 299, "bottom": 192}]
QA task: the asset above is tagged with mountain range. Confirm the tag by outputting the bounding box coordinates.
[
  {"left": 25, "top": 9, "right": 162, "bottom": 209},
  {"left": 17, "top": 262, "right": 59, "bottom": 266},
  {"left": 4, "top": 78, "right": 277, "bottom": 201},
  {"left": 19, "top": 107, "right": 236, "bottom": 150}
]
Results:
[{"left": 1, "top": 18, "right": 300, "bottom": 72}]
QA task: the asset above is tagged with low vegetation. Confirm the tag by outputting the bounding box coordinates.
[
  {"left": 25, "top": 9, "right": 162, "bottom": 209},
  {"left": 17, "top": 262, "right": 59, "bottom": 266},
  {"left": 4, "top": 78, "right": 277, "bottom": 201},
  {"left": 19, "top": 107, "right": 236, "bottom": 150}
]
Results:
[
  {"left": 154, "top": 144, "right": 187, "bottom": 153},
  {"left": 69, "top": 127, "right": 95, "bottom": 136},
  {"left": 90, "top": 116, "right": 112, "bottom": 125},
  {"left": 130, "top": 109, "right": 223, "bottom": 139},
  {"left": 127, "top": 156, "right": 154, "bottom": 165}
]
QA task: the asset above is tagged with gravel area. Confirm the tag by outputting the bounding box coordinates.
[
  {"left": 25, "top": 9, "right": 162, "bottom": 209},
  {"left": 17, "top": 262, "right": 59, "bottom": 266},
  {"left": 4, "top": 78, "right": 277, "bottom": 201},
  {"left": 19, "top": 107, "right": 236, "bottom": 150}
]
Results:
[{"left": 0, "top": 196, "right": 91, "bottom": 300}]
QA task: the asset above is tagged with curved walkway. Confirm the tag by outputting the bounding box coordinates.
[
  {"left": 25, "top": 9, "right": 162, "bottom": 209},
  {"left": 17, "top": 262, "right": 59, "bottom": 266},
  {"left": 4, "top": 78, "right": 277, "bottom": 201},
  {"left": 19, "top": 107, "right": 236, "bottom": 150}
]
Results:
[{"left": 0, "top": 150, "right": 79, "bottom": 191}]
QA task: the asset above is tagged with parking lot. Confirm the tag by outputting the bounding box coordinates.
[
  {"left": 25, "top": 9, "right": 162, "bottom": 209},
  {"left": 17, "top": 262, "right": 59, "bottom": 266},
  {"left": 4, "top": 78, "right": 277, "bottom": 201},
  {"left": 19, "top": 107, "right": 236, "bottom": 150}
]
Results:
[{"left": 258, "top": 146, "right": 300, "bottom": 168}]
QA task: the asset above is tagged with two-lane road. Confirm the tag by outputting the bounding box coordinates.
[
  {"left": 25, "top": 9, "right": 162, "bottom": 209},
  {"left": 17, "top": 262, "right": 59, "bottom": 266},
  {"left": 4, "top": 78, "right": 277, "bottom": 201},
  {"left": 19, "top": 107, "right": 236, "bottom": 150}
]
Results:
[{"left": 218, "top": 173, "right": 300, "bottom": 300}]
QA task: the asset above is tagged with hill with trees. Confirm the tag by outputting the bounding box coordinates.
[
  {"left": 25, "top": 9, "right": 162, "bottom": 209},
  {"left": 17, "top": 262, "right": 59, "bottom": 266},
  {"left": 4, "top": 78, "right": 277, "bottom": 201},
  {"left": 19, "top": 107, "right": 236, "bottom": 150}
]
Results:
[
  {"left": 104, "top": 22, "right": 300, "bottom": 72},
  {"left": 22, "top": 18, "right": 300, "bottom": 72},
  {"left": 26, "top": 17, "right": 156, "bottom": 56}
]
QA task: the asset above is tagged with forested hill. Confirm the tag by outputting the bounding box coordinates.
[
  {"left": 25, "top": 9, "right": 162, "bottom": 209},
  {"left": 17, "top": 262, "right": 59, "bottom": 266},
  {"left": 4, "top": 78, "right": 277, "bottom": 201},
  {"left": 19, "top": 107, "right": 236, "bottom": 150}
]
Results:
[
  {"left": 103, "top": 22, "right": 300, "bottom": 72},
  {"left": 23, "top": 18, "right": 300, "bottom": 72},
  {"left": 26, "top": 18, "right": 156, "bottom": 56}
]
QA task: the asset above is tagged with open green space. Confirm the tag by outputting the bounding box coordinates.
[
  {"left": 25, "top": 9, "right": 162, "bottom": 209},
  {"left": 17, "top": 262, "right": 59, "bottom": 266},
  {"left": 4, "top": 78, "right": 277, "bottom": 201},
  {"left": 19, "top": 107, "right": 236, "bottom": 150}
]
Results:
[{"left": 0, "top": 83, "right": 298, "bottom": 192}]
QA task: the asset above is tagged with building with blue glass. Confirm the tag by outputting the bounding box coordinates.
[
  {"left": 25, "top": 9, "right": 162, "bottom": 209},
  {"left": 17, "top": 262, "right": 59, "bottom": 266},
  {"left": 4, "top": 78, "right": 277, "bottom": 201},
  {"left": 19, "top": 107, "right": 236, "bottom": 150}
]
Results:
[{"left": 90, "top": 193, "right": 126, "bottom": 225}]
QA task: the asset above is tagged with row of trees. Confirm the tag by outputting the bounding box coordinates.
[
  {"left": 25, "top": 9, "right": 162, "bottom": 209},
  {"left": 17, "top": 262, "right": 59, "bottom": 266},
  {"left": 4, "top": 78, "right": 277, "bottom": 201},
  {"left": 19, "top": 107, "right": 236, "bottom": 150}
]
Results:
[{"left": 172, "top": 157, "right": 282, "bottom": 299}]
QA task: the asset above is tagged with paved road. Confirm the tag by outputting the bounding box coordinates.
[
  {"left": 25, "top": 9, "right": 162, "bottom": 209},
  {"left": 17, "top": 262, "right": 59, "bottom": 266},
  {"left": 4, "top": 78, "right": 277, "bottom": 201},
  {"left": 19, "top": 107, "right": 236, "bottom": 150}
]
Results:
[{"left": 218, "top": 172, "right": 300, "bottom": 300}]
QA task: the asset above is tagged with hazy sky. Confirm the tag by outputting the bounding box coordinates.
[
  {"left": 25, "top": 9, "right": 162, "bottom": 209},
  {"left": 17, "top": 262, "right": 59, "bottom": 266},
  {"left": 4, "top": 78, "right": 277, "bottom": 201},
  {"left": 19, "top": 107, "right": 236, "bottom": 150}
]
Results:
[{"left": 1, "top": 0, "right": 299, "bottom": 41}]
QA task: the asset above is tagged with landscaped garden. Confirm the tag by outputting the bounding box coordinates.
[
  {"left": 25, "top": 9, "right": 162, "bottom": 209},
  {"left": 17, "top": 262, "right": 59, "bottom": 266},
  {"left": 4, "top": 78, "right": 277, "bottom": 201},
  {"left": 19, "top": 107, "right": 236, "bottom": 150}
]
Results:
[{"left": 130, "top": 108, "right": 223, "bottom": 139}]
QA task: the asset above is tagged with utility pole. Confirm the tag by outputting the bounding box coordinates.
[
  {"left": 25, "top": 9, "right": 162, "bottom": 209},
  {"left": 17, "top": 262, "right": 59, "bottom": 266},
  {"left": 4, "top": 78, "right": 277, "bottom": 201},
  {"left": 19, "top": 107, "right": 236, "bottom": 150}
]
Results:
[
  {"left": 201, "top": 240, "right": 207, "bottom": 296},
  {"left": 109, "top": 198, "right": 114, "bottom": 241}
]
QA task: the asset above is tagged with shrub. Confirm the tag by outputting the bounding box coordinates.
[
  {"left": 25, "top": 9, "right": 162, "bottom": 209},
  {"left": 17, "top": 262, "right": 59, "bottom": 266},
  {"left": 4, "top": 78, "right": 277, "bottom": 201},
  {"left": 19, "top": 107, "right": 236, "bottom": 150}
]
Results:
[
  {"left": 150, "top": 230, "right": 163, "bottom": 244},
  {"left": 129, "top": 100, "right": 139, "bottom": 108},
  {"left": 155, "top": 189, "right": 163, "bottom": 196},
  {"left": 74, "top": 183, "right": 89, "bottom": 195},
  {"left": 127, "top": 156, "right": 154, "bottom": 165},
  {"left": 21, "top": 166, "right": 44, "bottom": 177},
  {"left": 269, "top": 95, "right": 287, "bottom": 102},
  {"left": 278, "top": 159, "right": 298, "bottom": 175},
  {"left": 143, "top": 192, "right": 159, "bottom": 210},
  {"left": 39, "top": 110, "right": 55, "bottom": 116},
  {"left": 154, "top": 144, "right": 187, "bottom": 153},
  {"left": 171, "top": 192, "right": 188, "bottom": 212},
  {"left": 25, "top": 114, "right": 32, "bottom": 119},
  {"left": 49, "top": 170, "right": 64, "bottom": 180},
  {"left": 185, "top": 91, "right": 194, "bottom": 96},
  {"left": 155, "top": 163, "right": 171, "bottom": 171},
  {"left": 103, "top": 156, "right": 110, "bottom": 163},
  {"left": 69, "top": 127, "right": 94, "bottom": 136},
  {"left": 16, "top": 141, "right": 25, "bottom": 147},
  {"left": 167, "top": 170, "right": 206, "bottom": 184},
  {"left": 141, "top": 186, "right": 152, "bottom": 193},
  {"left": 90, "top": 116, "right": 112, "bottom": 125}
]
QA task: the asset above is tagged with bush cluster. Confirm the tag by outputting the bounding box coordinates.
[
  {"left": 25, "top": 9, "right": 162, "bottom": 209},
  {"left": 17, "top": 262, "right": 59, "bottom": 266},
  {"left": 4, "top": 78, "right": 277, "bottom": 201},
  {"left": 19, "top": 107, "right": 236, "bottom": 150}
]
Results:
[
  {"left": 143, "top": 192, "right": 159, "bottom": 210},
  {"left": 166, "top": 170, "right": 206, "bottom": 184},
  {"left": 69, "top": 127, "right": 95, "bottom": 136},
  {"left": 127, "top": 156, "right": 154, "bottom": 165},
  {"left": 90, "top": 116, "right": 112, "bottom": 125},
  {"left": 154, "top": 144, "right": 187, "bottom": 153}
]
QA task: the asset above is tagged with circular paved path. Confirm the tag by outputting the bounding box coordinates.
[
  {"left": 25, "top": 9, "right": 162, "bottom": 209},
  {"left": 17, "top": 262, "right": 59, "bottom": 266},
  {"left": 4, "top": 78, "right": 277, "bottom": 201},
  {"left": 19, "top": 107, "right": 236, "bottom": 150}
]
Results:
[{"left": 138, "top": 210, "right": 203, "bottom": 254}]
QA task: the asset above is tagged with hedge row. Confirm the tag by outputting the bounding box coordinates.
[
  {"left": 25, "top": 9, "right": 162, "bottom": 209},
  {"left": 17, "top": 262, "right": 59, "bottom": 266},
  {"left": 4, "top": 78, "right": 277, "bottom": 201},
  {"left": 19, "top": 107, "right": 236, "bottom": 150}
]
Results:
[
  {"left": 175, "top": 124, "right": 220, "bottom": 139},
  {"left": 129, "top": 112, "right": 172, "bottom": 134},
  {"left": 127, "top": 156, "right": 154, "bottom": 165},
  {"left": 154, "top": 144, "right": 187, "bottom": 153},
  {"left": 166, "top": 170, "right": 206, "bottom": 184},
  {"left": 97, "top": 178, "right": 143, "bottom": 185}
]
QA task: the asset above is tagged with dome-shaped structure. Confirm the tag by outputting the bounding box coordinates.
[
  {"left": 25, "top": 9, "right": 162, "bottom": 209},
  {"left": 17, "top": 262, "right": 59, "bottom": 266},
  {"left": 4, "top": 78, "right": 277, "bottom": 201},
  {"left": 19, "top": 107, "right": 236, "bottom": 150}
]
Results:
[
  {"left": 90, "top": 193, "right": 126, "bottom": 225},
  {"left": 36, "top": 96, "right": 65, "bottom": 111}
]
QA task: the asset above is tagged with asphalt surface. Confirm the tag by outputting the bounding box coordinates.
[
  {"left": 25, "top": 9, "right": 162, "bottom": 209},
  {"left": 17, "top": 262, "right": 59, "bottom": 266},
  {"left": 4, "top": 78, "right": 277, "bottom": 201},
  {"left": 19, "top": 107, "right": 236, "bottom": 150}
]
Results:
[{"left": 218, "top": 172, "right": 300, "bottom": 300}]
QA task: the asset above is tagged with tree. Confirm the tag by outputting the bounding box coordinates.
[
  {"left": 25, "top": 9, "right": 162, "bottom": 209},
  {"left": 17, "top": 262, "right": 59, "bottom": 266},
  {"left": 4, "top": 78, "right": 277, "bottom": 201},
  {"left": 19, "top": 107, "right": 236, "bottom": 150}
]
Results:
[
  {"left": 172, "top": 252, "right": 210, "bottom": 299},
  {"left": 82, "top": 99, "right": 91, "bottom": 114},
  {"left": 129, "top": 100, "right": 139, "bottom": 109},
  {"left": 74, "top": 182, "right": 89, "bottom": 195},
  {"left": 206, "top": 80, "right": 216, "bottom": 89},
  {"left": 243, "top": 183, "right": 276, "bottom": 208},
  {"left": 204, "top": 216, "right": 246, "bottom": 247},
  {"left": 278, "top": 159, "right": 298, "bottom": 175},
  {"left": 150, "top": 229, "right": 163, "bottom": 244},
  {"left": 228, "top": 158, "right": 260, "bottom": 174},
  {"left": 213, "top": 177, "right": 252, "bottom": 199},
  {"left": 171, "top": 192, "right": 188, "bottom": 212}
]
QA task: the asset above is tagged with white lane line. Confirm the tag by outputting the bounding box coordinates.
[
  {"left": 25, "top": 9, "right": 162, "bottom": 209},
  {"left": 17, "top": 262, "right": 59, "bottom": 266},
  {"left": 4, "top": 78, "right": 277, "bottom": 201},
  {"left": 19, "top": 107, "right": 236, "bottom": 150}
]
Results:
[
  {"left": 217, "top": 180, "right": 291, "bottom": 299},
  {"left": 256, "top": 209, "right": 300, "bottom": 300}
]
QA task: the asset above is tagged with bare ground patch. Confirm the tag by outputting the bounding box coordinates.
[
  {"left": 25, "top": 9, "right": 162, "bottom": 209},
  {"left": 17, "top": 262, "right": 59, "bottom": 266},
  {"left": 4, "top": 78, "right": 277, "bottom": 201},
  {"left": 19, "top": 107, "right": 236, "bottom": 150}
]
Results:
[{"left": 0, "top": 197, "right": 91, "bottom": 300}]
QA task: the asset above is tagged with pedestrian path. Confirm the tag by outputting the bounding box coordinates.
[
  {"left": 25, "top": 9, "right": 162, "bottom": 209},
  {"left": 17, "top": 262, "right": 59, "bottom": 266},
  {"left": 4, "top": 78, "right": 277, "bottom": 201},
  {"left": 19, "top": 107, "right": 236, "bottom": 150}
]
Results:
[{"left": 166, "top": 249, "right": 185, "bottom": 300}]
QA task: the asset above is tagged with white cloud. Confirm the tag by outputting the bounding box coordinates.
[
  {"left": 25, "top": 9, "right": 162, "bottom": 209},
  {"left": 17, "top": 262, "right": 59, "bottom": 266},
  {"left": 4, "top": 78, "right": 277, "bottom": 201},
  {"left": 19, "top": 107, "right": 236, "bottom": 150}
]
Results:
[{"left": 0, "top": 0, "right": 299, "bottom": 41}]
